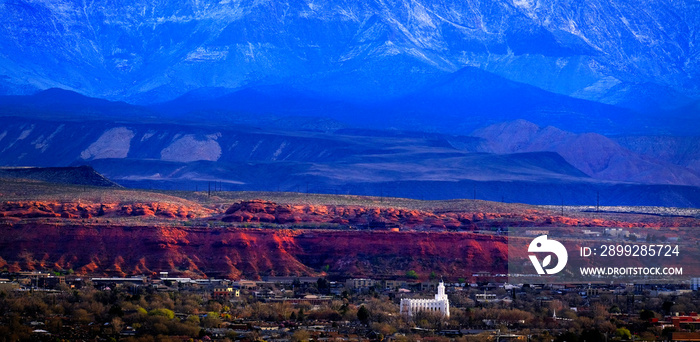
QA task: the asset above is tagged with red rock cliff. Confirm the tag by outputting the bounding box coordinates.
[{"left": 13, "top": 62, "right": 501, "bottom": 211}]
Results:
[{"left": 0, "top": 224, "right": 507, "bottom": 279}]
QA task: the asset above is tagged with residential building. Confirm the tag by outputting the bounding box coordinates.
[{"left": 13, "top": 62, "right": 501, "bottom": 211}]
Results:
[{"left": 345, "top": 278, "right": 377, "bottom": 290}]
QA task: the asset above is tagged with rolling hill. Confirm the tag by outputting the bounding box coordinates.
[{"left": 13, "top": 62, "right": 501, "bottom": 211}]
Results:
[
  {"left": 1, "top": 111, "right": 699, "bottom": 207},
  {"left": 0, "top": 165, "right": 121, "bottom": 188}
]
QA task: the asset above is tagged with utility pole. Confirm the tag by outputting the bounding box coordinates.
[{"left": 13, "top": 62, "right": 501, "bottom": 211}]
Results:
[
  {"left": 596, "top": 191, "right": 600, "bottom": 212},
  {"left": 561, "top": 199, "right": 564, "bottom": 216},
  {"left": 208, "top": 182, "right": 211, "bottom": 197}
]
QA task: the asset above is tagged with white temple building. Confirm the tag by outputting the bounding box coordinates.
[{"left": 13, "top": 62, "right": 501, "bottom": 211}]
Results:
[{"left": 400, "top": 281, "right": 450, "bottom": 318}]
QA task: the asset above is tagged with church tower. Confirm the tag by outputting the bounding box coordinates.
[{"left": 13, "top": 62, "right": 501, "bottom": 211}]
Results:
[{"left": 435, "top": 281, "right": 447, "bottom": 301}]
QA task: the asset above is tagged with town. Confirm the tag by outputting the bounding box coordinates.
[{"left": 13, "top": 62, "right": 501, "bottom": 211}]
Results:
[{"left": 2, "top": 270, "right": 700, "bottom": 342}]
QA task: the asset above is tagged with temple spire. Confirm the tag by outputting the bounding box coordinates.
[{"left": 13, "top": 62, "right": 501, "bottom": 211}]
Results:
[{"left": 436, "top": 280, "right": 447, "bottom": 300}]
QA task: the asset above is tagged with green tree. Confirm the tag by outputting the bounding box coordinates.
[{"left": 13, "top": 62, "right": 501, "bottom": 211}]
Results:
[
  {"left": 317, "top": 278, "right": 330, "bottom": 294},
  {"left": 148, "top": 308, "right": 175, "bottom": 319},
  {"left": 202, "top": 312, "right": 222, "bottom": 328},
  {"left": 186, "top": 315, "right": 200, "bottom": 326},
  {"left": 640, "top": 309, "right": 656, "bottom": 321},
  {"left": 406, "top": 270, "right": 418, "bottom": 279},
  {"left": 615, "top": 327, "right": 632, "bottom": 340},
  {"left": 580, "top": 329, "right": 605, "bottom": 341},
  {"left": 357, "top": 305, "right": 370, "bottom": 324},
  {"left": 109, "top": 304, "right": 124, "bottom": 317}
]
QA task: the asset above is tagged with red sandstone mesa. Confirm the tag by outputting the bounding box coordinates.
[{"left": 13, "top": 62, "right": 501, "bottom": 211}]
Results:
[{"left": 0, "top": 199, "right": 697, "bottom": 278}]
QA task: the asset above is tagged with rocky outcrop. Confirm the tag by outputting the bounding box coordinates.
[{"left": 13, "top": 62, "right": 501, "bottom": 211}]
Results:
[
  {"left": 1, "top": 197, "right": 699, "bottom": 278},
  {"left": 0, "top": 201, "right": 208, "bottom": 220},
  {"left": 0, "top": 224, "right": 507, "bottom": 280},
  {"left": 3, "top": 188, "right": 700, "bottom": 279},
  {"left": 217, "top": 200, "right": 698, "bottom": 230},
  {"left": 220, "top": 200, "right": 474, "bottom": 229}
]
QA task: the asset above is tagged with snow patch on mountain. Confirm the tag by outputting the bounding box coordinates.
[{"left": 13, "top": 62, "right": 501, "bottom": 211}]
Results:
[
  {"left": 17, "top": 125, "right": 35, "bottom": 141},
  {"left": 186, "top": 47, "right": 229, "bottom": 62}
]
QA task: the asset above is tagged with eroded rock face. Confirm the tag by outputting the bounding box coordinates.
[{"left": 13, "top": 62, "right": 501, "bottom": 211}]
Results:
[
  {"left": 160, "top": 134, "right": 222, "bottom": 162},
  {"left": 80, "top": 127, "right": 135, "bottom": 160},
  {"left": 0, "top": 201, "right": 208, "bottom": 220},
  {"left": 0, "top": 224, "right": 509, "bottom": 280},
  {"left": 220, "top": 200, "right": 469, "bottom": 229},
  {"left": 217, "top": 200, "right": 699, "bottom": 230},
  {"left": 2, "top": 197, "right": 699, "bottom": 279}
]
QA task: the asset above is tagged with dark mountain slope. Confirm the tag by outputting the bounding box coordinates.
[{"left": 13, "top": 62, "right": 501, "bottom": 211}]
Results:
[
  {"left": 0, "top": 89, "right": 156, "bottom": 121},
  {"left": 0, "top": 165, "right": 121, "bottom": 187},
  {"left": 152, "top": 67, "right": 663, "bottom": 135}
]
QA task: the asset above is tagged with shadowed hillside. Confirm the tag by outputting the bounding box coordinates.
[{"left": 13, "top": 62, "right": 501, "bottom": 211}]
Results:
[{"left": 0, "top": 166, "right": 121, "bottom": 187}]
